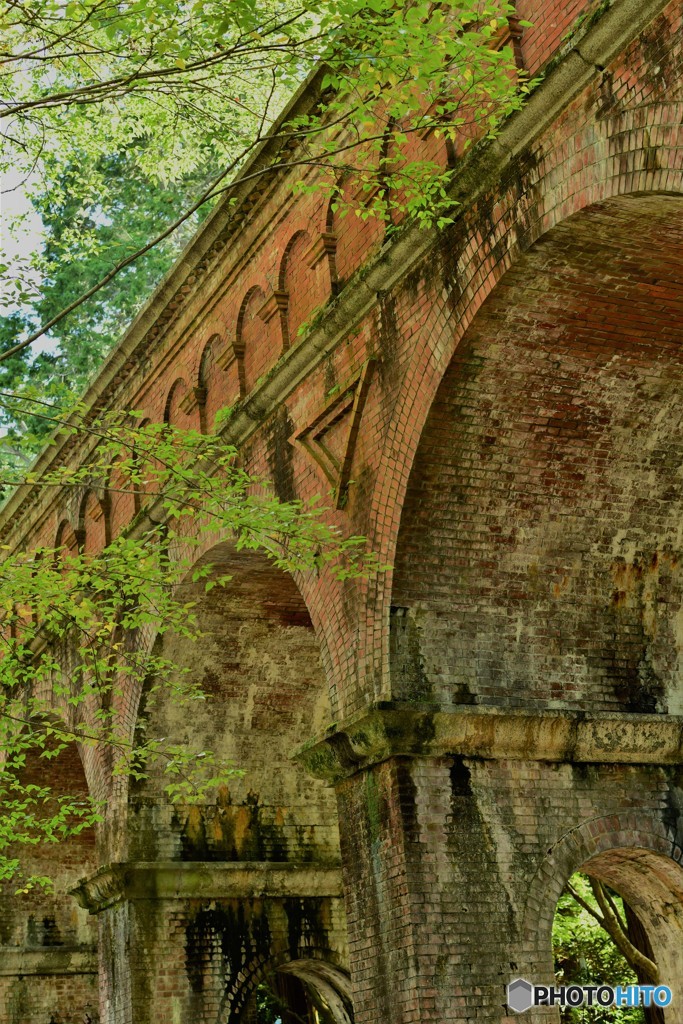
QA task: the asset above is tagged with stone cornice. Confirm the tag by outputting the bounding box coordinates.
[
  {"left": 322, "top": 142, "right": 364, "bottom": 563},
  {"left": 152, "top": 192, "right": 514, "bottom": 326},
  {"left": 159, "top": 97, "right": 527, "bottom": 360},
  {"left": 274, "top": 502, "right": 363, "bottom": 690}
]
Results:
[
  {"left": 70, "top": 860, "right": 342, "bottom": 914},
  {"left": 294, "top": 703, "right": 683, "bottom": 783},
  {"left": 0, "top": 947, "right": 96, "bottom": 977},
  {"left": 0, "top": 0, "right": 672, "bottom": 548}
]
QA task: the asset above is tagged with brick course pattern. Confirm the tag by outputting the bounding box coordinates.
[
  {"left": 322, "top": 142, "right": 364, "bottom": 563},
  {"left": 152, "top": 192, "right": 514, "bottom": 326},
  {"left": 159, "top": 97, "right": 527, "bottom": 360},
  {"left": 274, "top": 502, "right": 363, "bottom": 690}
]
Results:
[{"left": 3, "top": 1, "right": 683, "bottom": 1022}]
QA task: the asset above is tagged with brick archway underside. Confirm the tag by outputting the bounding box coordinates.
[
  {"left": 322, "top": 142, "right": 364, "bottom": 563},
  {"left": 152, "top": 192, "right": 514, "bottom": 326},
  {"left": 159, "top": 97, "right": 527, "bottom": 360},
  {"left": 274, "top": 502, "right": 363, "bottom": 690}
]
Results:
[{"left": 391, "top": 193, "right": 683, "bottom": 714}]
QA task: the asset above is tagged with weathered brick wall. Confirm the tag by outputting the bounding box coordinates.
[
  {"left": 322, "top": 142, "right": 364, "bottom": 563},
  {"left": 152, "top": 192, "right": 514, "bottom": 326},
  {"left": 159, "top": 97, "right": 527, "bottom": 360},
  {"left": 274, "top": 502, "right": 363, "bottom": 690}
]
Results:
[
  {"left": 2, "top": 0, "right": 683, "bottom": 1021},
  {"left": 127, "top": 545, "right": 338, "bottom": 864},
  {"left": 337, "top": 755, "right": 683, "bottom": 1023},
  {"left": 391, "top": 193, "right": 683, "bottom": 713}
]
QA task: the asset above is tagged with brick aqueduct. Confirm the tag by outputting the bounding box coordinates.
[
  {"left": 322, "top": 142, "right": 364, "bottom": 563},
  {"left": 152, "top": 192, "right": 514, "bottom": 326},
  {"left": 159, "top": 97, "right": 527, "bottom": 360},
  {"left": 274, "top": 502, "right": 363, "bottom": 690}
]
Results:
[{"left": 3, "top": 0, "right": 683, "bottom": 1021}]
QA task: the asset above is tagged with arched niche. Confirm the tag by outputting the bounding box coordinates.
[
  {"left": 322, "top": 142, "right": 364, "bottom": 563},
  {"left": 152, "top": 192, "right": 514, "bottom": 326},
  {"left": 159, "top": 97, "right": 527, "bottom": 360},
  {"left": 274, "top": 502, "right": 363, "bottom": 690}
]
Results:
[
  {"left": 163, "top": 376, "right": 198, "bottom": 430},
  {"left": 390, "top": 193, "right": 683, "bottom": 714},
  {"left": 279, "top": 228, "right": 332, "bottom": 346},
  {"left": 328, "top": 175, "right": 384, "bottom": 285},
  {"left": 78, "top": 488, "right": 109, "bottom": 554},
  {"left": 55, "top": 517, "right": 80, "bottom": 558},
  {"left": 107, "top": 449, "right": 140, "bottom": 539},
  {"left": 127, "top": 542, "right": 339, "bottom": 865},
  {"left": 197, "top": 333, "right": 235, "bottom": 432},
  {"left": 238, "top": 284, "right": 269, "bottom": 395}
]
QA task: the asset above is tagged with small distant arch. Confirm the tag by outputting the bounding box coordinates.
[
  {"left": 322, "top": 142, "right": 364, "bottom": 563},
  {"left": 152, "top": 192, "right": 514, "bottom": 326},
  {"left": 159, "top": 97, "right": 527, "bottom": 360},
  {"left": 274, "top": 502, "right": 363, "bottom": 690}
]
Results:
[
  {"left": 55, "top": 517, "right": 81, "bottom": 556},
  {"left": 227, "top": 949, "right": 354, "bottom": 1024},
  {"left": 197, "top": 335, "right": 221, "bottom": 432},
  {"left": 278, "top": 229, "right": 311, "bottom": 293},
  {"left": 327, "top": 174, "right": 383, "bottom": 284},
  {"left": 106, "top": 451, "right": 139, "bottom": 537},
  {"left": 163, "top": 377, "right": 190, "bottom": 426},
  {"left": 236, "top": 285, "right": 266, "bottom": 394},
  {"left": 280, "top": 228, "right": 327, "bottom": 344},
  {"left": 77, "top": 488, "right": 110, "bottom": 553},
  {"left": 236, "top": 287, "right": 265, "bottom": 356},
  {"left": 198, "top": 334, "right": 219, "bottom": 393}
]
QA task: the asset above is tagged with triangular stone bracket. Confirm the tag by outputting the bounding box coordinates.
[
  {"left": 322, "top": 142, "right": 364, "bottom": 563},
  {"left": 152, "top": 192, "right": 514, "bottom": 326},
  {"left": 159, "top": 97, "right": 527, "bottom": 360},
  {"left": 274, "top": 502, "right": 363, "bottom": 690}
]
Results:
[{"left": 290, "top": 359, "right": 376, "bottom": 508}]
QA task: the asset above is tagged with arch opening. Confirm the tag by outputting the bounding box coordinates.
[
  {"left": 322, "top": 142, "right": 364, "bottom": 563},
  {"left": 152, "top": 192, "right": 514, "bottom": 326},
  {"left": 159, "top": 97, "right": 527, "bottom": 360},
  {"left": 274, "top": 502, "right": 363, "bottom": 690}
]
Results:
[
  {"left": 551, "top": 850, "right": 683, "bottom": 1023},
  {"left": 391, "top": 193, "right": 683, "bottom": 714},
  {"left": 249, "top": 958, "right": 354, "bottom": 1024},
  {"left": 127, "top": 541, "right": 338, "bottom": 863}
]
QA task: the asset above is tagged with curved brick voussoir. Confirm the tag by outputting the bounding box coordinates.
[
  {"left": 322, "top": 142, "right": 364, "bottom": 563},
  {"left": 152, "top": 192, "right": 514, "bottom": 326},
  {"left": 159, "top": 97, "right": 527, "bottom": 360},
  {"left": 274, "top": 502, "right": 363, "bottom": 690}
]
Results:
[{"left": 391, "top": 193, "right": 683, "bottom": 713}]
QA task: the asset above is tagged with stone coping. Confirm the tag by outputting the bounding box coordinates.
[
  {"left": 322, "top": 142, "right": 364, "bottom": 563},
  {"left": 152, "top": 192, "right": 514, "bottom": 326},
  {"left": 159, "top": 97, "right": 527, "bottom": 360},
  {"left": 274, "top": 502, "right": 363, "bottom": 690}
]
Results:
[
  {"left": 0, "top": 947, "right": 96, "bottom": 977},
  {"left": 294, "top": 702, "right": 683, "bottom": 782},
  {"left": 70, "top": 860, "right": 342, "bottom": 914}
]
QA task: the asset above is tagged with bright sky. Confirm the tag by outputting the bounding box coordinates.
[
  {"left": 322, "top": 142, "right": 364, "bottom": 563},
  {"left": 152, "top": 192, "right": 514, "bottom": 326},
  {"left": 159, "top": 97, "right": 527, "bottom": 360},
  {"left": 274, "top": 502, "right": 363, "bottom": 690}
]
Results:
[{"left": 0, "top": 166, "right": 57, "bottom": 356}]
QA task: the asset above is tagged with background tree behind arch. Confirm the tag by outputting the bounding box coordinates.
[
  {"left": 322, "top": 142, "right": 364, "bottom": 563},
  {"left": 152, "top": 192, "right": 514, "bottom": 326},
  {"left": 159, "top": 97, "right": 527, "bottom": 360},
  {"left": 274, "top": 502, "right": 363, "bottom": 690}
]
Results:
[{"left": 553, "top": 873, "right": 662, "bottom": 1024}]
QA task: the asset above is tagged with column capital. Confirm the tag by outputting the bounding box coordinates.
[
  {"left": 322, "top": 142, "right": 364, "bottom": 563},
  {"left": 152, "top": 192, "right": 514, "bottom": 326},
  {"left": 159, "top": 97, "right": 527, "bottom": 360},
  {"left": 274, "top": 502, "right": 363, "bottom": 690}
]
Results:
[
  {"left": 70, "top": 860, "right": 342, "bottom": 914},
  {"left": 294, "top": 701, "right": 683, "bottom": 782}
]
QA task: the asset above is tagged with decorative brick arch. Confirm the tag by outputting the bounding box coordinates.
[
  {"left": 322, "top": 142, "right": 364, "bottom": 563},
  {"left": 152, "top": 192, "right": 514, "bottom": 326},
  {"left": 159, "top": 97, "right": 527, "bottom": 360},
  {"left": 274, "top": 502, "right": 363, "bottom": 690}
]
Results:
[
  {"left": 196, "top": 332, "right": 219, "bottom": 431},
  {"left": 351, "top": 105, "right": 683, "bottom": 705},
  {"left": 55, "top": 516, "right": 80, "bottom": 555},
  {"left": 78, "top": 487, "right": 109, "bottom": 552},
  {"left": 278, "top": 228, "right": 311, "bottom": 345},
  {"left": 237, "top": 284, "right": 269, "bottom": 394},
  {"left": 163, "top": 375, "right": 191, "bottom": 427}
]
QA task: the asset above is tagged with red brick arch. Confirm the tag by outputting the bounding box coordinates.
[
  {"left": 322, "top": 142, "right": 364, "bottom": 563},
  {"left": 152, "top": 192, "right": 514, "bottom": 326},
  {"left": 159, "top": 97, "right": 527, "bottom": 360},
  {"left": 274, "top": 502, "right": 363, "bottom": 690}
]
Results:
[
  {"left": 109, "top": 541, "right": 338, "bottom": 866},
  {"left": 163, "top": 376, "right": 192, "bottom": 427},
  {"left": 55, "top": 516, "right": 80, "bottom": 555},
  {"left": 238, "top": 284, "right": 269, "bottom": 393},
  {"left": 78, "top": 488, "right": 109, "bottom": 553},
  {"left": 350, "top": 104, "right": 683, "bottom": 711}
]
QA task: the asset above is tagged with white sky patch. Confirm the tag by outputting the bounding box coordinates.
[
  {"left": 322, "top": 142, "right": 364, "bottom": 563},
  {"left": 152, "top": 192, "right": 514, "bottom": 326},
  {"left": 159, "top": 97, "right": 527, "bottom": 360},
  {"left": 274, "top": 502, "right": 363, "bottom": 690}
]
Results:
[{"left": 0, "top": 166, "right": 57, "bottom": 356}]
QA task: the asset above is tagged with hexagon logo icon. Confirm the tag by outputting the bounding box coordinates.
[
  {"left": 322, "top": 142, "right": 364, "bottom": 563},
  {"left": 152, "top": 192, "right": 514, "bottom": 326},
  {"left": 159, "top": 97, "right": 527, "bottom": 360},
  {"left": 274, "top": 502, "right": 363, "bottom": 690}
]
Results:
[{"left": 508, "top": 978, "right": 534, "bottom": 1013}]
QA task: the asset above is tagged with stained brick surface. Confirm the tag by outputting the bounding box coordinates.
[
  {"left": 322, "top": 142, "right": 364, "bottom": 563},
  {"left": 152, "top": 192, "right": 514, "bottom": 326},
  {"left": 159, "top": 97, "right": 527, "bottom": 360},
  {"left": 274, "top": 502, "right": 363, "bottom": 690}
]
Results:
[{"left": 3, "top": 2, "right": 683, "bottom": 1022}]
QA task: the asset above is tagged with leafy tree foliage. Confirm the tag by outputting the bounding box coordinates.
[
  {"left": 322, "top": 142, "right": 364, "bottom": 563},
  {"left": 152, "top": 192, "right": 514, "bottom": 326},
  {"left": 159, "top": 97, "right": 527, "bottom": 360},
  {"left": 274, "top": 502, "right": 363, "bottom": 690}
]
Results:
[
  {"left": 554, "top": 873, "right": 647, "bottom": 1024},
  {"left": 1, "top": 0, "right": 533, "bottom": 367},
  {"left": 0, "top": 412, "right": 381, "bottom": 891},
  {"left": 0, "top": 150, "right": 220, "bottom": 475}
]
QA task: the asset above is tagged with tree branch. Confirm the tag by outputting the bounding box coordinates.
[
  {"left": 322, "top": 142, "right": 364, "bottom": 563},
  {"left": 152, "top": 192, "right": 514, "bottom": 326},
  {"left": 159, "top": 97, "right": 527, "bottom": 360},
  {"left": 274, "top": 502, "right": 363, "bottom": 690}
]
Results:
[{"left": 587, "top": 879, "right": 659, "bottom": 984}]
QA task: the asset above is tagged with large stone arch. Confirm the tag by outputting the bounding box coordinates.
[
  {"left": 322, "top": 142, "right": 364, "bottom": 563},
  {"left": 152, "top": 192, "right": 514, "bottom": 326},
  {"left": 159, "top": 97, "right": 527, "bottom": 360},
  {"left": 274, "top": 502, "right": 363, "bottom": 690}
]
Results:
[
  {"left": 389, "top": 191, "right": 683, "bottom": 712},
  {"left": 126, "top": 541, "right": 339, "bottom": 864},
  {"left": 353, "top": 104, "right": 683, "bottom": 706},
  {"left": 79, "top": 541, "right": 350, "bottom": 1022}
]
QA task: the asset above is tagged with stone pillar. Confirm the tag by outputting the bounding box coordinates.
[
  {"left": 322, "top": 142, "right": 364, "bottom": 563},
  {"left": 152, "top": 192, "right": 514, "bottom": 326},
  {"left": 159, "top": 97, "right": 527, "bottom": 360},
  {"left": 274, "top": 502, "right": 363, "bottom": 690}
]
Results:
[
  {"left": 335, "top": 755, "right": 517, "bottom": 1023},
  {"left": 297, "top": 702, "right": 683, "bottom": 1024},
  {"left": 72, "top": 862, "right": 350, "bottom": 1024}
]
